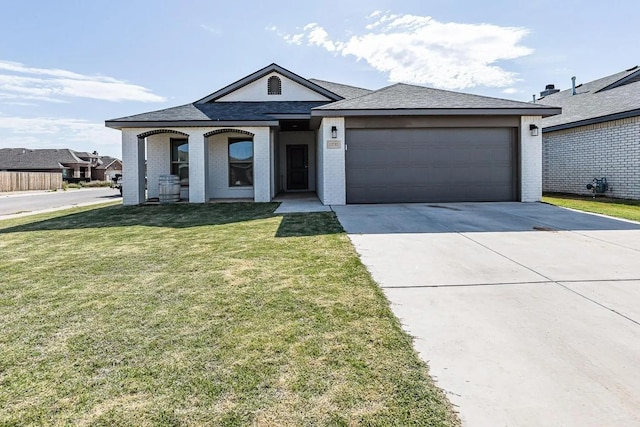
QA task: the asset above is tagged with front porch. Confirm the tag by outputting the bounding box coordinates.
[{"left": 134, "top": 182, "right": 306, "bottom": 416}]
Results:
[{"left": 120, "top": 123, "right": 321, "bottom": 206}]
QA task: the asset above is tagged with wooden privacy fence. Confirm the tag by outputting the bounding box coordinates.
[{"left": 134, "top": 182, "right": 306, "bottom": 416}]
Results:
[{"left": 0, "top": 172, "right": 63, "bottom": 192}]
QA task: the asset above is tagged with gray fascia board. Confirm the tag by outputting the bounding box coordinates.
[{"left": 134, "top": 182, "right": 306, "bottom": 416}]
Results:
[
  {"left": 311, "top": 107, "right": 562, "bottom": 118},
  {"left": 105, "top": 120, "right": 279, "bottom": 129},
  {"left": 543, "top": 109, "right": 640, "bottom": 132},
  {"left": 195, "top": 64, "right": 343, "bottom": 103},
  {"left": 268, "top": 114, "right": 311, "bottom": 119}
]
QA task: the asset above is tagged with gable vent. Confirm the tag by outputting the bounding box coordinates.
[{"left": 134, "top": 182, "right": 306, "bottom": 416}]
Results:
[{"left": 267, "top": 76, "right": 282, "bottom": 95}]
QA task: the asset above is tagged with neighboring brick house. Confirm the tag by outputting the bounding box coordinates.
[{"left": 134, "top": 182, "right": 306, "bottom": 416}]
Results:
[
  {"left": 93, "top": 156, "right": 123, "bottom": 181},
  {"left": 0, "top": 148, "right": 106, "bottom": 182},
  {"left": 106, "top": 63, "right": 560, "bottom": 206},
  {"left": 538, "top": 66, "right": 640, "bottom": 199}
]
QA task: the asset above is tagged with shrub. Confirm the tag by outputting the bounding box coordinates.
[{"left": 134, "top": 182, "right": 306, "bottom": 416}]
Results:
[{"left": 83, "top": 180, "right": 113, "bottom": 188}]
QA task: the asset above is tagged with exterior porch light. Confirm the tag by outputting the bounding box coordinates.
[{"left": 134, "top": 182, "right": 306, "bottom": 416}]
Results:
[
  {"left": 331, "top": 126, "right": 338, "bottom": 138},
  {"left": 529, "top": 124, "right": 539, "bottom": 137}
]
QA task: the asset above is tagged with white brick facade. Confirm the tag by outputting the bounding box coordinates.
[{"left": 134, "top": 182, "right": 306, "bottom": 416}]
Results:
[
  {"left": 146, "top": 134, "right": 171, "bottom": 199},
  {"left": 543, "top": 117, "right": 640, "bottom": 199},
  {"left": 316, "top": 117, "right": 346, "bottom": 205},
  {"left": 120, "top": 127, "right": 272, "bottom": 205},
  {"left": 122, "top": 117, "right": 546, "bottom": 206},
  {"left": 207, "top": 132, "right": 254, "bottom": 199},
  {"left": 520, "top": 116, "right": 543, "bottom": 202},
  {"left": 121, "top": 129, "right": 145, "bottom": 205}
]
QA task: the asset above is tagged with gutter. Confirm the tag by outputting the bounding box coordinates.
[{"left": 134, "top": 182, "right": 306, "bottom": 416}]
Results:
[
  {"left": 311, "top": 107, "right": 562, "bottom": 118},
  {"left": 543, "top": 109, "right": 640, "bottom": 132},
  {"left": 105, "top": 120, "right": 280, "bottom": 129}
]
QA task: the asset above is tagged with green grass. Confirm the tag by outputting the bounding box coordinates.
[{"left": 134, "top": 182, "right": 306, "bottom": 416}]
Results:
[
  {"left": 0, "top": 203, "right": 459, "bottom": 426},
  {"left": 543, "top": 193, "right": 640, "bottom": 222}
]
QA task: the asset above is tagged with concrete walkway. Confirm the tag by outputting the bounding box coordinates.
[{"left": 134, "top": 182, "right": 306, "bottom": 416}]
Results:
[
  {"left": 334, "top": 202, "right": 640, "bottom": 427},
  {"left": 273, "top": 192, "right": 331, "bottom": 214}
]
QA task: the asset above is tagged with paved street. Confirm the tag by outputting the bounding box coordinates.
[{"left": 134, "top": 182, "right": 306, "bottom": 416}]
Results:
[
  {"left": 0, "top": 188, "right": 120, "bottom": 217},
  {"left": 334, "top": 203, "right": 640, "bottom": 427}
]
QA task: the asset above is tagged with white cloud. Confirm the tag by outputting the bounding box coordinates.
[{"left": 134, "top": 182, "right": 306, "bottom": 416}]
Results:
[
  {"left": 280, "top": 13, "right": 533, "bottom": 90},
  {"left": 0, "top": 115, "right": 120, "bottom": 151},
  {"left": 201, "top": 24, "right": 220, "bottom": 34},
  {"left": 502, "top": 88, "right": 519, "bottom": 94},
  {"left": 303, "top": 23, "right": 344, "bottom": 52},
  {"left": 0, "top": 60, "right": 166, "bottom": 103}
]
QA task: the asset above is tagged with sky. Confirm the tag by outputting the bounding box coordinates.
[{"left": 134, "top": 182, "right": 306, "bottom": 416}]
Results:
[{"left": 0, "top": 0, "right": 637, "bottom": 158}]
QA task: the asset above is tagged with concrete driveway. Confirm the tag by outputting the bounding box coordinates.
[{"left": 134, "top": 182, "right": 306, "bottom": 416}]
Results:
[{"left": 333, "top": 202, "right": 640, "bottom": 427}]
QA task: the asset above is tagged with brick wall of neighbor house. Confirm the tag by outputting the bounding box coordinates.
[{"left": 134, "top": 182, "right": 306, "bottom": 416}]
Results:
[
  {"left": 543, "top": 117, "right": 640, "bottom": 199},
  {"left": 317, "top": 117, "right": 346, "bottom": 205},
  {"left": 520, "top": 116, "right": 543, "bottom": 202},
  {"left": 147, "top": 134, "right": 171, "bottom": 199}
]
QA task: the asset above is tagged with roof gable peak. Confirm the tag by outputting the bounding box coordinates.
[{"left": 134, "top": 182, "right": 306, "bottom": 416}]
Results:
[{"left": 195, "top": 63, "right": 343, "bottom": 104}]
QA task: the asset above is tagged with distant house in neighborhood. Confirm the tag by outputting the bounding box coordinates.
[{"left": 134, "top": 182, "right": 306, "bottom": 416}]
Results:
[
  {"left": 0, "top": 148, "right": 120, "bottom": 182},
  {"left": 106, "top": 63, "right": 559, "bottom": 206},
  {"left": 93, "top": 156, "right": 123, "bottom": 181},
  {"left": 538, "top": 66, "right": 640, "bottom": 199}
]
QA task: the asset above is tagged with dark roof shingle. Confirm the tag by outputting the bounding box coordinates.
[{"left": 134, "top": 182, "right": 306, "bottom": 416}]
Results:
[
  {"left": 108, "top": 101, "right": 329, "bottom": 123},
  {"left": 0, "top": 148, "right": 88, "bottom": 170},
  {"left": 314, "top": 83, "right": 559, "bottom": 112},
  {"left": 538, "top": 67, "right": 640, "bottom": 129},
  {"left": 96, "top": 156, "right": 122, "bottom": 170},
  {"left": 308, "top": 79, "right": 373, "bottom": 99}
]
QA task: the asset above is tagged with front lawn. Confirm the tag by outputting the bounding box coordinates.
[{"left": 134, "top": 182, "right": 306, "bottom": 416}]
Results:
[
  {"left": 543, "top": 193, "right": 640, "bottom": 222},
  {"left": 0, "top": 203, "right": 459, "bottom": 426}
]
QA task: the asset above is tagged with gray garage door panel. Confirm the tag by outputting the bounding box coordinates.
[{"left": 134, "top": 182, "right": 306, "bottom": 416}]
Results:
[{"left": 346, "top": 128, "right": 517, "bottom": 203}]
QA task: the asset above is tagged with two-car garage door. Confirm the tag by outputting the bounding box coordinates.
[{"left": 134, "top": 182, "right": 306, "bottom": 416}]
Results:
[{"left": 345, "top": 128, "right": 518, "bottom": 203}]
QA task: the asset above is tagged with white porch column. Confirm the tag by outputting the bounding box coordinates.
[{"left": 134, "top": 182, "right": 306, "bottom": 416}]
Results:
[
  {"left": 188, "top": 131, "right": 209, "bottom": 203},
  {"left": 253, "top": 127, "right": 271, "bottom": 202},
  {"left": 121, "top": 129, "right": 145, "bottom": 205},
  {"left": 318, "top": 117, "right": 346, "bottom": 205},
  {"left": 520, "top": 115, "right": 543, "bottom": 202}
]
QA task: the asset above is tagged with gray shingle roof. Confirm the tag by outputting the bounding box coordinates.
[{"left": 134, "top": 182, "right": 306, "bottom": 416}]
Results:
[
  {"left": 308, "top": 79, "right": 373, "bottom": 99},
  {"left": 313, "top": 83, "right": 559, "bottom": 112},
  {"left": 96, "top": 156, "right": 122, "bottom": 170},
  {"left": 0, "top": 148, "right": 88, "bottom": 170},
  {"left": 108, "top": 101, "right": 329, "bottom": 123},
  {"left": 538, "top": 67, "right": 640, "bottom": 130}
]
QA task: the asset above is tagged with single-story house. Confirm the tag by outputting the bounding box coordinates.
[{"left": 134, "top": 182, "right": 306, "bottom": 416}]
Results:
[
  {"left": 537, "top": 66, "right": 640, "bottom": 199},
  {"left": 0, "top": 148, "right": 100, "bottom": 182},
  {"left": 94, "top": 156, "right": 123, "bottom": 181},
  {"left": 105, "top": 63, "right": 560, "bottom": 206}
]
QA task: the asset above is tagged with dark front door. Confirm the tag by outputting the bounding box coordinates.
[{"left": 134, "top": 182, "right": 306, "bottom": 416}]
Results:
[{"left": 287, "top": 145, "right": 308, "bottom": 190}]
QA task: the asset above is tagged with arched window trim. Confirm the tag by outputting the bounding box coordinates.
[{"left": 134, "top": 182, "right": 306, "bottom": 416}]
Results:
[{"left": 267, "top": 76, "right": 282, "bottom": 95}]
